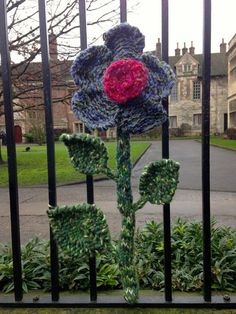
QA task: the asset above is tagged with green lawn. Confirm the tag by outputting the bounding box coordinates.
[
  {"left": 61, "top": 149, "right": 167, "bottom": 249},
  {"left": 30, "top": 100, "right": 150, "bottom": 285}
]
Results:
[
  {"left": 0, "top": 142, "right": 149, "bottom": 187},
  {"left": 210, "top": 136, "right": 236, "bottom": 151}
]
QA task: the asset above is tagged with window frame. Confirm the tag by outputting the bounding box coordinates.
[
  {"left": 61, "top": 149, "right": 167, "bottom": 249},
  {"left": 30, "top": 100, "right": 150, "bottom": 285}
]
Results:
[
  {"left": 193, "top": 80, "right": 201, "bottom": 100},
  {"left": 193, "top": 113, "right": 202, "bottom": 126},
  {"left": 169, "top": 115, "right": 177, "bottom": 128},
  {"left": 170, "top": 81, "right": 178, "bottom": 102}
]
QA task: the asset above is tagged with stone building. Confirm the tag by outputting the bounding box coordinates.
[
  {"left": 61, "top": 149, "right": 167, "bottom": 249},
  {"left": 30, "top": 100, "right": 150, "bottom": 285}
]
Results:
[
  {"left": 155, "top": 39, "right": 228, "bottom": 135},
  {"left": 227, "top": 34, "right": 236, "bottom": 128}
]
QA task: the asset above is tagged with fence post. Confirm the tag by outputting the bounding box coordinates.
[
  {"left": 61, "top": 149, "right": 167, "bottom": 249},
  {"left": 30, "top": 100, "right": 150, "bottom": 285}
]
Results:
[
  {"left": 202, "top": 0, "right": 212, "bottom": 302},
  {"left": 0, "top": 0, "right": 23, "bottom": 302},
  {"left": 38, "top": 0, "right": 59, "bottom": 302},
  {"left": 78, "top": 0, "right": 97, "bottom": 302},
  {"left": 161, "top": 0, "right": 172, "bottom": 303},
  {"left": 120, "top": 0, "right": 127, "bottom": 23}
]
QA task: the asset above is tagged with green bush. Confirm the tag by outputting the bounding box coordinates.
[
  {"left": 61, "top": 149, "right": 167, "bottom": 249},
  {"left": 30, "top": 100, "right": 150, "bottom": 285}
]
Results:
[
  {"left": 131, "top": 127, "right": 162, "bottom": 140},
  {"left": 169, "top": 128, "right": 182, "bottom": 137},
  {"left": 30, "top": 125, "right": 46, "bottom": 145},
  {"left": 0, "top": 219, "right": 236, "bottom": 293},
  {"left": 23, "top": 133, "right": 34, "bottom": 143},
  {"left": 54, "top": 128, "right": 69, "bottom": 141},
  {"left": 180, "top": 123, "right": 192, "bottom": 136},
  {"left": 23, "top": 127, "right": 46, "bottom": 145},
  {"left": 136, "top": 219, "right": 236, "bottom": 291}
]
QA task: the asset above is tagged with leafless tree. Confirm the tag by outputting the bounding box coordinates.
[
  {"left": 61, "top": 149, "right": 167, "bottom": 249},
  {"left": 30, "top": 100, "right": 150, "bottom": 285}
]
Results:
[{"left": 0, "top": 0, "right": 139, "bottom": 117}]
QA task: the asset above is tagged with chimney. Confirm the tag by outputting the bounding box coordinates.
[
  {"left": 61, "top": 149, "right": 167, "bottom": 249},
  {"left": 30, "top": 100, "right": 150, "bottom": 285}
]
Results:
[
  {"left": 220, "top": 38, "right": 226, "bottom": 53},
  {"left": 189, "top": 41, "right": 195, "bottom": 55},
  {"left": 175, "top": 43, "right": 180, "bottom": 56},
  {"left": 182, "top": 42, "right": 188, "bottom": 55},
  {"left": 156, "top": 38, "right": 162, "bottom": 60},
  {"left": 49, "top": 32, "right": 58, "bottom": 61}
]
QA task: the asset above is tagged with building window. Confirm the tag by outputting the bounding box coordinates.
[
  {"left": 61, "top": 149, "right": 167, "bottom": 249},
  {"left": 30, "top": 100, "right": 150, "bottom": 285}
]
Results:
[
  {"left": 193, "top": 80, "right": 201, "bottom": 100},
  {"left": 170, "top": 82, "right": 178, "bottom": 102},
  {"left": 169, "top": 116, "right": 177, "bottom": 128},
  {"left": 109, "top": 127, "right": 115, "bottom": 138},
  {"left": 74, "top": 122, "right": 84, "bottom": 133},
  {"left": 193, "top": 114, "right": 202, "bottom": 126},
  {"left": 28, "top": 111, "right": 37, "bottom": 119},
  {"left": 182, "top": 64, "right": 192, "bottom": 73}
]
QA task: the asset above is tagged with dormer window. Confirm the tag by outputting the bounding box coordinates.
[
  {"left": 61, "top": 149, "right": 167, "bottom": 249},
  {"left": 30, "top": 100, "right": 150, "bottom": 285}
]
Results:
[{"left": 183, "top": 64, "right": 192, "bottom": 73}]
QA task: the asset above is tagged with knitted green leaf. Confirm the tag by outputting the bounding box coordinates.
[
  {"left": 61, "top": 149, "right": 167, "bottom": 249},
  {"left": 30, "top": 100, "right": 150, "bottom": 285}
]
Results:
[
  {"left": 60, "top": 133, "right": 109, "bottom": 175},
  {"left": 48, "top": 203, "right": 111, "bottom": 258},
  {"left": 139, "top": 159, "right": 180, "bottom": 205}
]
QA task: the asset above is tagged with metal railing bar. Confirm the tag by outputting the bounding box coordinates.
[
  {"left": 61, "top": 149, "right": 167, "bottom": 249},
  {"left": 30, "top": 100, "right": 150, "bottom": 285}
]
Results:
[
  {"left": 0, "top": 0, "right": 23, "bottom": 302},
  {"left": 89, "top": 254, "right": 97, "bottom": 302},
  {"left": 79, "top": 0, "right": 88, "bottom": 50},
  {"left": 87, "top": 175, "right": 97, "bottom": 302},
  {"left": 38, "top": 0, "right": 59, "bottom": 302},
  {"left": 120, "top": 0, "right": 127, "bottom": 23},
  {"left": 161, "top": 0, "right": 172, "bottom": 302},
  {"left": 78, "top": 0, "right": 97, "bottom": 302},
  {"left": 202, "top": 0, "right": 212, "bottom": 302},
  {"left": 86, "top": 175, "right": 94, "bottom": 204}
]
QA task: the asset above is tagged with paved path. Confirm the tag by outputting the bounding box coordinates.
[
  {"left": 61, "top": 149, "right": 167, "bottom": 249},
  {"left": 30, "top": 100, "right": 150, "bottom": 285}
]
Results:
[
  {"left": 0, "top": 140, "right": 236, "bottom": 243},
  {"left": 133, "top": 140, "right": 236, "bottom": 192}
]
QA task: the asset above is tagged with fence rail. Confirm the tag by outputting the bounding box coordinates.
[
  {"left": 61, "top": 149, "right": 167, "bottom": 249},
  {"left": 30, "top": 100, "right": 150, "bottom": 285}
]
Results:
[{"left": 1, "top": 0, "right": 236, "bottom": 309}]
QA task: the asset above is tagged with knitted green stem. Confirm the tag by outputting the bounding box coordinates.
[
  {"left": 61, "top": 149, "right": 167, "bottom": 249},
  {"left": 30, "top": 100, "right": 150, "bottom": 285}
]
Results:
[{"left": 116, "top": 127, "right": 139, "bottom": 303}]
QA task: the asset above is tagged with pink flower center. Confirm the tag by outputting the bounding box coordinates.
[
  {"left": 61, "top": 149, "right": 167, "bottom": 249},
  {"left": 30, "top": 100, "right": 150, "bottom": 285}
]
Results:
[{"left": 103, "top": 59, "right": 148, "bottom": 104}]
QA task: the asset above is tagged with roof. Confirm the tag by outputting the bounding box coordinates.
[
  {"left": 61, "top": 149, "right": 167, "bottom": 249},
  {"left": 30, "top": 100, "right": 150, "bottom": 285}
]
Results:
[
  {"left": 169, "top": 52, "right": 227, "bottom": 77},
  {"left": 9, "top": 59, "right": 73, "bottom": 83}
]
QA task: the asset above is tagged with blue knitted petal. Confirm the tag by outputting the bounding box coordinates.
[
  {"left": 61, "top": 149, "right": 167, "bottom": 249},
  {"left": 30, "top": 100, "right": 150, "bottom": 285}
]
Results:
[
  {"left": 103, "top": 23, "right": 145, "bottom": 60},
  {"left": 72, "top": 87, "right": 118, "bottom": 131},
  {"left": 118, "top": 98, "right": 167, "bottom": 135},
  {"left": 71, "top": 46, "right": 113, "bottom": 88},
  {"left": 141, "top": 53, "right": 175, "bottom": 98}
]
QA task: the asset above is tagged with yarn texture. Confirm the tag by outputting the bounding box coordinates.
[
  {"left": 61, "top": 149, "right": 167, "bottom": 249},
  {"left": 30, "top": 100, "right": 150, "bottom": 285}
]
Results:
[
  {"left": 48, "top": 23, "right": 180, "bottom": 304},
  {"left": 71, "top": 23, "right": 175, "bottom": 135},
  {"left": 104, "top": 59, "right": 148, "bottom": 103}
]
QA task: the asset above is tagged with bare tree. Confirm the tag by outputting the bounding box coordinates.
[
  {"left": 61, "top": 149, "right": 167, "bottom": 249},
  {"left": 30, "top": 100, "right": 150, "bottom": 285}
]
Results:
[{"left": 0, "top": 0, "right": 139, "bottom": 118}]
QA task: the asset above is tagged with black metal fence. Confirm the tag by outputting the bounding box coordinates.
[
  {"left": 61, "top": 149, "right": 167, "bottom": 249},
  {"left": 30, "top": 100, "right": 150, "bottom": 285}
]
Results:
[{"left": 0, "top": 0, "right": 236, "bottom": 309}]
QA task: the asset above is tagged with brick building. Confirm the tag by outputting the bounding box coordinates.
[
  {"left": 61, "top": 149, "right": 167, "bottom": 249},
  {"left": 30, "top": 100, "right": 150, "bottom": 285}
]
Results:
[{"left": 0, "top": 34, "right": 117, "bottom": 143}]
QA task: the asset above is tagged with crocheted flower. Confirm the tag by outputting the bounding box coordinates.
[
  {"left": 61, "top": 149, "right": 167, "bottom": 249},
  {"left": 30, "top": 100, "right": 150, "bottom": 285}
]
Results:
[
  {"left": 104, "top": 59, "right": 148, "bottom": 103},
  {"left": 71, "top": 23, "right": 175, "bottom": 135}
]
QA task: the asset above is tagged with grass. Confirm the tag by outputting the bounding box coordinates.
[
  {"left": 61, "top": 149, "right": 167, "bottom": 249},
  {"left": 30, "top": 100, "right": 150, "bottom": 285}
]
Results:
[
  {"left": 0, "top": 141, "right": 149, "bottom": 187},
  {"left": 210, "top": 136, "right": 236, "bottom": 151}
]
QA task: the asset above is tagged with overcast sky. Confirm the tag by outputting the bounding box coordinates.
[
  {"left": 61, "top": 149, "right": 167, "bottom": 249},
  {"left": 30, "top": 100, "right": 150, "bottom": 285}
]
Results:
[{"left": 126, "top": 0, "right": 236, "bottom": 55}]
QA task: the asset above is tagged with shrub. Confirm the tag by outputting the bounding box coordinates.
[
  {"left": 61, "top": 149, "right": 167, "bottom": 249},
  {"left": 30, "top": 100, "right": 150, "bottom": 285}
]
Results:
[
  {"left": 180, "top": 123, "right": 192, "bottom": 136},
  {"left": 169, "top": 128, "right": 182, "bottom": 137},
  {"left": 136, "top": 219, "right": 236, "bottom": 291},
  {"left": 1, "top": 219, "right": 236, "bottom": 293},
  {"left": 131, "top": 127, "right": 162, "bottom": 141},
  {"left": 23, "top": 133, "right": 34, "bottom": 143},
  {"left": 24, "top": 126, "right": 46, "bottom": 145},
  {"left": 30, "top": 125, "right": 46, "bottom": 145},
  {"left": 54, "top": 128, "right": 69, "bottom": 141},
  {"left": 225, "top": 128, "right": 236, "bottom": 140}
]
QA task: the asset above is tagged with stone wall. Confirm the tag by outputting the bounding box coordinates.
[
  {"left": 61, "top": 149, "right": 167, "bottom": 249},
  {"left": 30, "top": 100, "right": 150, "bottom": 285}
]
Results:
[{"left": 169, "top": 76, "right": 228, "bottom": 135}]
